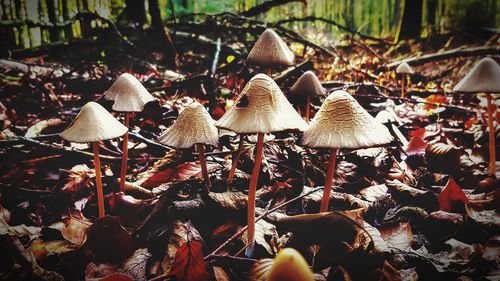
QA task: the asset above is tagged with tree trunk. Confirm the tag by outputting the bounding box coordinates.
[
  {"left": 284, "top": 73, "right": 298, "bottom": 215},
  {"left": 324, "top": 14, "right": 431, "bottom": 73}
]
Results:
[
  {"left": 148, "top": 0, "right": 178, "bottom": 68},
  {"left": 124, "top": 0, "right": 146, "bottom": 26},
  {"left": 395, "top": 0, "right": 423, "bottom": 42},
  {"left": 61, "top": 0, "right": 73, "bottom": 39},
  {"left": 46, "top": 0, "right": 61, "bottom": 42}
]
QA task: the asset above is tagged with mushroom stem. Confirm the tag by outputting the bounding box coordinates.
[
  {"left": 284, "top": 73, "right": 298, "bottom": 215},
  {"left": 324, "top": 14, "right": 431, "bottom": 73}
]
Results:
[
  {"left": 487, "top": 93, "right": 496, "bottom": 176},
  {"left": 92, "top": 142, "right": 105, "bottom": 218},
  {"left": 119, "top": 112, "right": 130, "bottom": 192},
  {"left": 305, "top": 96, "right": 311, "bottom": 123},
  {"left": 227, "top": 135, "right": 245, "bottom": 184},
  {"left": 320, "top": 148, "right": 337, "bottom": 212},
  {"left": 196, "top": 143, "right": 210, "bottom": 188},
  {"left": 400, "top": 75, "right": 405, "bottom": 98},
  {"left": 295, "top": 104, "right": 302, "bottom": 116},
  {"left": 266, "top": 68, "right": 272, "bottom": 76},
  {"left": 246, "top": 132, "right": 264, "bottom": 256}
]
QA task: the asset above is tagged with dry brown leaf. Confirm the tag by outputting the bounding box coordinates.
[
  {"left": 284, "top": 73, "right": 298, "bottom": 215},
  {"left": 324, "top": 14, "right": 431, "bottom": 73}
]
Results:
[
  {"left": 362, "top": 221, "right": 390, "bottom": 253},
  {"left": 248, "top": 258, "right": 273, "bottom": 281},
  {"left": 162, "top": 220, "right": 202, "bottom": 274},
  {"left": 378, "top": 221, "right": 413, "bottom": 251},
  {"left": 359, "top": 184, "right": 388, "bottom": 202},
  {"left": 208, "top": 191, "right": 248, "bottom": 211},
  {"left": 213, "top": 266, "right": 230, "bottom": 281},
  {"left": 61, "top": 216, "right": 90, "bottom": 246},
  {"left": 241, "top": 219, "right": 279, "bottom": 255},
  {"left": 118, "top": 248, "right": 151, "bottom": 281}
]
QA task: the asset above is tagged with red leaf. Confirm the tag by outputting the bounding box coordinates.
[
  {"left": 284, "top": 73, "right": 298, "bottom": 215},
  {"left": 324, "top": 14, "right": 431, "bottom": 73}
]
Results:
[
  {"left": 141, "top": 161, "right": 208, "bottom": 188},
  {"left": 439, "top": 178, "right": 469, "bottom": 212},
  {"left": 168, "top": 241, "right": 208, "bottom": 281},
  {"left": 403, "top": 135, "right": 427, "bottom": 155},
  {"left": 100, "top": 273, "right": 133, "bottom": 281}
]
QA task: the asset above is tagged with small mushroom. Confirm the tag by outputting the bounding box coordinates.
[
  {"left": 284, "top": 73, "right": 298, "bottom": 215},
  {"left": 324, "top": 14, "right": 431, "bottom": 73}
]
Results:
[
  {"left": 453, "top": 57, "right": 500, "bottom": 176},
  {"left": 103, "top": 73, "right": 155, "bottom": 192},
  {"left": 289, "top": 71, "right": 326, "bottom": 122},
  {"left": 302, "top": 90, "right": 393, "bottom": 212},
  {"left": 396, "top": 62, "right": 414, "bottom": 98},
  {"left": 60, "top": 102, "right": 128, "bottom": 217},
  {"left": 246, "top": 29, "right": 295, "bottom": 76},
  {"left": 215, "top": 74, "right": 306, "bottom": 255},
  {"left": 267, "top": 248, "right": 314, "bottom": 281},
  {"left": 158, "top": 102, "right": 218, "bottom": 188}
]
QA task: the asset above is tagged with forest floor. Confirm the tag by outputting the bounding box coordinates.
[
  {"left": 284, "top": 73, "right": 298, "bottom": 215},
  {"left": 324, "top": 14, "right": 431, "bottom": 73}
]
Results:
[{"left": 0, "top": 12, "right": 499, "bottom": 281}]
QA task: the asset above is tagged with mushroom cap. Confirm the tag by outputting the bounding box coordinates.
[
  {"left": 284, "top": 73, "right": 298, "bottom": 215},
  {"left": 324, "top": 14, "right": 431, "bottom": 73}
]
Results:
[
  {"left": 302, "top": 90, "right": 393, "bottom": 149},
  {"left": 158, "top": 102, "right": 219, "bottom": 149},
  {"left": 289, "top": 71, "right": 326, "bottom": 99},
  {"left": 453, "top": 57, "right": 500, "bottom": 93},
  {"left": 215, "top": 74, "right": 307, "bottom": 134},
  {"left": 267, "top": 248, "right": 314, "bottom": 281},
  {"left": 103, "top": 73, "right": 155, "bottom": 112},
  {"left": 246, "top": 29, "right": 295, "bottom": 68},
  {"left": 396, "top": 62, "right": 414, "bottom": 74},
  {"left": 60, "top": 102, "right": 128, "bottom": 143}
]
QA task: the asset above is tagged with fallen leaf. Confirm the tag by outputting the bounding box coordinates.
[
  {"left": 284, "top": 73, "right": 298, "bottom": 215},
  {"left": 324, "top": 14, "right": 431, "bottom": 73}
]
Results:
[
  {"left": 378, "top": 221, "right": 413, "bottom": 251},
  {"left": 61, "top": 215, "right": 90, "bottom": 246},
  {"left": 241, "top": 219, "right": 279, "bottom": 255},
  {"left": 249, "top": 258, "right": 273, "bottom": 281},
  {"left": 168, "top": 240, "right": 208, "bottom": 281},
  {"left": 213, "top": 266, "right": 230, "bottom": 281},
  {"left": 438, "top": 178, "right": 469, "bottom": 212},
  {"left": 363, "top": 221, "right": 390, "bottom": 253},
  {"left": 207, "top": 191, "right": 248, "bottom": 211},
  {"left": 162, "top": 220, "right": 202, "bottom": 274},
  {"left": 118, "top": 248, "right": 151, "bottom": 281}
]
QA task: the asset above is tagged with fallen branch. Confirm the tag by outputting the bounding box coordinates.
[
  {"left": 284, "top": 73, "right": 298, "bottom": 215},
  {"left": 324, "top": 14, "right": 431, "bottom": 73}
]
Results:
[
  {"left": 241, "top": 0, "right": 305, "bottom": 17},
  {"left": 386, "top": 45, "right": 500, "bottom": 69}
]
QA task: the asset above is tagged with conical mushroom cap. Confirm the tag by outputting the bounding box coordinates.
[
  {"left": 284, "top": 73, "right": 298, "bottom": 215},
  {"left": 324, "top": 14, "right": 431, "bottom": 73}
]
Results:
[
  {"left": 60, "top": 102, "right": 128, "bottom": 143},
  {"left": 215, "top": 74, "right": 307, "bottom": 134},
  {"left": 267, "top": 248, "right": 314, "bottom": 281},
  {"left": 246, "top": 29, "right": 294, "bottom": 67},
  {"left": 158, "top": 102, "right": 219, "bottom": 149},
  {"left": 302, "top": 90, "right": 393, "bottom": 149},
  {"left": 396, "top": 62, "right": 414, "bottom": 74},
  {"left": 103, "top": 73, "right": 155, "bottom": 112},
  {"left": 453, "top": 57, "right": 500, "bottom": 93},
  {"left": 289, "top": 71, "right": 325, "bottom": 100}
]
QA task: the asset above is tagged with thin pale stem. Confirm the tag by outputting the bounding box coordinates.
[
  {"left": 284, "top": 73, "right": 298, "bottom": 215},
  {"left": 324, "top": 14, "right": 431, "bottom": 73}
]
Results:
[
  {"left": 320, "top": 148, "right": 337, "bottom": 212},
  {"left": 400, "top": 75, "right": 405, "bottom": 98},
  {"left": 93, "top": 142, "right": 105, "bottom": 218},
  {"left": 197, "top": 143, "right": 210, "bottom": 188},
  {"left": 119, "top": 112, "right": 130, "bottom": 192},
  {"left": 227, "top": 135, "right": 244, "bottom": 184},
  {"left": 305, "top": 96, "right": 311, "bottom": 123},
  {"left": 246, "top": 133, "right": 264, "bottom": 255},
  {"left": 487, "top": 94, "right": 496, "bottom": 176}
]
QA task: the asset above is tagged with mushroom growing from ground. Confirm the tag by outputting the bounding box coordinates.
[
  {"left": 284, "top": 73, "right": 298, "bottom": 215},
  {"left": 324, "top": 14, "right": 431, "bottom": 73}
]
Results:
[
  {"left": 289, "top": 70, "right": 326, "bottom": 122},
  {"left": 158, "top": 102, "right": 219, "bottom": 188},
  {"left": 267, "top": 248, "right": 314, "bottom": 281},
  {"left": 246, "top": 28, "right": 295, "bottom": 76},
  {"left": 215, "top": 73, "right": 307, "bottom": 255},
  {"left": 453, "top": 57, "right": 500, "bottom": 176},
  {"left": 60, "top": 102, "right": 128, "bottom": 217},
  {"left": 302, "top": 90, "right": 393, "bottom": 212},
  {"left": 396, "top": 62, "right": 414, "bottom": 98},
  {"left": 103, "top": 73, "right": 155, "bottom": 192}
]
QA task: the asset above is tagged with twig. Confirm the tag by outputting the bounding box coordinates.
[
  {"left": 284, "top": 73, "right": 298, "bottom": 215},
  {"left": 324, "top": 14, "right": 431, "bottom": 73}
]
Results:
[{"left": 204, "top": 186, "right": 323, "bottom": 260}]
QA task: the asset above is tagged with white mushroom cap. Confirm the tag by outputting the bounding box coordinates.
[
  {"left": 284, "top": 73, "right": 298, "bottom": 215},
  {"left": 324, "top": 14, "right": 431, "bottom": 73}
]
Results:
[
  {"left": 396, "top": 62, "right": 414, "bottom": 74},
  {"left": 289, "top": 71, "right": 325, "bottom": 99},
  {"left": 158, "top": 102, "right": 219, "bottom": 149},
  {"left": 246, "top": 29, "right": 295, "bottom": 67},
  {"left": 215, "top": 74, "right": 307, "bottom": 134},
  {"left": 302, "top": 90, "right": 393, "bottom": 149},
  {"left": 103, "top": 73, "right": 155, "bottom": 112},
  {"left": 453, "top": 57, "right": 500, "bottom": 93},
  {"left": 60, "top": 102, "right": 128, "bottom": 143}
]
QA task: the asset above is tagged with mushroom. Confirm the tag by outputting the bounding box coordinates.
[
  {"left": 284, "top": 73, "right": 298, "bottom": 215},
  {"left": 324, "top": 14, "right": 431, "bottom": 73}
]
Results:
[
  {"left": 60, "top": 102, "right": 128, "bottom": 217},
  {"left": 453, "top": 57, "right": 500, "bottom": 176},
  {"left": 103, "top": 73, "right": 155, "bottom": 192},
  {"left": 289, "top": 71, "right": 326, "bottom": 122},
  {"left": 158, "top": 102, "right": 218, "bottom": 188},
  {"left": 246, "top": 28, "right": 295, "bottom": 76},
  {"left": 396, "top": 62, "right": 414, "bottom": 98},
  {"left": 302, "top": 90, "right": 393, "bottom": 212},
  {"left": 215, "top": 74, "right": 306, "bottom": 254},
  {"left": 267, "top": 248, "right": 314, "bottom": 281}
]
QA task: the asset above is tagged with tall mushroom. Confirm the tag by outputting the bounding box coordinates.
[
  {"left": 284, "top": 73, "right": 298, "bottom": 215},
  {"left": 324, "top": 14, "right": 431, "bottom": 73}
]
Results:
[
  {"left": 289, "top": 71, "right": 326, "bottom": 122},
  {"left": 396, "top": 62, "right": 413, "bottom": 98},
  {"left": 103, "top": 73, "right": 155, "bottom": 192},
  {"left": 302, "top": 90, "right": 393, "bottom": 212},
  {"left": 246, "top": 28, "right": 295, "bottom": 76},
  {"left": 158, "top": 102, "right": 219, "bottom": 188},
  {"left": 60, "top": 102, "right": 128, "bottom": 218},
  {"left": 215, "top": 74, "right": 307, "bottom": 255},
  {"left": 453, "top": 57, "right": 500, "bottom": 176}
]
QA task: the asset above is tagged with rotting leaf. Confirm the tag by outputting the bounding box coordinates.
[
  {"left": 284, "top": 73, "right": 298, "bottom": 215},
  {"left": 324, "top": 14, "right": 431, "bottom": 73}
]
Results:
[
  {"left": 168, "top": 240, "right": 208, "bottom": 281},
  {"left": 241, "top": 219, "right": 279, "bottom": 255},
  {"left": 207, "top": 191, "right": 248, "bottom": 211},
  {"left": 378, "top": 221, "right": 413, "bottom": 251},
  {"left": 118, "top": 248, "right": 151, "bottom": 281},
  {"left": 248, "top": 258, "right": 273, "bottom": 281},
  {"left": 363, "top": 221, "right": 390, "bottom": 253},
  {"left": 162, "top": 220, "right": 202, "bottom": 274},
  {"left": 213, "top": 266, "right": 230, "bottom": 281},
  {"left": 61, "top": 215, "right": 90, "bottom": 246}
]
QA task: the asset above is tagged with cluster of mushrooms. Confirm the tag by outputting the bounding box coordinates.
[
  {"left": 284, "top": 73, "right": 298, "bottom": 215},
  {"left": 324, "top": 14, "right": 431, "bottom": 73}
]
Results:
[{"left": 59, "top": 28, "right": 499, "bottom": 278}]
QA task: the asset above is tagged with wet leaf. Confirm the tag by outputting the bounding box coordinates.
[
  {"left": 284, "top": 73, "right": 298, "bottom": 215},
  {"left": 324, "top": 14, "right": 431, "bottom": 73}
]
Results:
[{"left": 168, "top": 240, "right": 208, "bottom": 281}]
